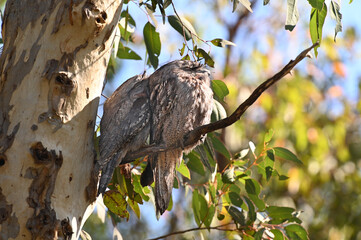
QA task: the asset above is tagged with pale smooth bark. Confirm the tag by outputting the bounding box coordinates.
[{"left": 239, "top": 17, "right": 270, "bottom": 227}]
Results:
[{"left": 0, "top": 0, "right": 122, "bottom": 239}]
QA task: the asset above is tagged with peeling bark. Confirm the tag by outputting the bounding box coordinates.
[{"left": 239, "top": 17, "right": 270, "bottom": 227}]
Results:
[{"left": 0, "top": 0, "right": 123, "bottom": 239}]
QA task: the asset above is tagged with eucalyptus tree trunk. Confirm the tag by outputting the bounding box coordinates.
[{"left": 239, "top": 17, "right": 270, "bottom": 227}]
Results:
[{"left": 0, "top": 0, "right": 122, "bottom": 239}]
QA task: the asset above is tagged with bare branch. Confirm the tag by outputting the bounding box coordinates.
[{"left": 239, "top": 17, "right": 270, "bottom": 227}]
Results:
[
  {"left": 148, "top": 223, "right": 238, "bottom": 240},
  {"left": 123, "top": 42, "right": 319, "bottom": 163}
]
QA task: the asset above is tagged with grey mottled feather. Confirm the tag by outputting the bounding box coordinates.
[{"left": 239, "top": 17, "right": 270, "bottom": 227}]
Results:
[
  {"left": 98, "top": 61, "right": 213, "bottom": 217},
  {"left": 98, "top": 74, "right": 150, "bottom": 195},
  {"left": 146, "top": 60, "right": 214, "bottom": 215}
]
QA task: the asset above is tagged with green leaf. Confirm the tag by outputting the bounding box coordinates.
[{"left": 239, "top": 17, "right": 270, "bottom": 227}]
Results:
[
  {"left": 208, "top": 184, "right": 217, "bottom": 204},
  {"left": 192, "top": 189, "right": 210, "bottom": 227},
  {"left": 227, "top": 206, "right": 246, "bottom": 226},
  {"left": 285, "top": 224, "right": 309, "bottom": 240},
  {"left": 103, "top": 190, "right": 129, "bottom": 220},
  {"left": 163, "top": 0, "right": 172, "bottom": 8},
  {"left": 121, "top": 8, "right": 136, "bottom": 27},
  {"left": 168, "top": 15, "right": 192, "bottom": 40},
  {"left": 211, "top": 99, "right": 227, "bottom": 122},
  {"left": 273, "top": 147, "right": 303, "bottom": 164},
  {"left": 258, "top": 151, "right": 275, "bottom": 181},
  {"left": 117, "top": 46, "right": 142, "bottom": 60},
  {"left": 211, "top": 136, "right": 231, "bottom": 159},
  {"left": 195, "top": 143, "right": 214, "bottom": 172},
  {"left": 186, "top": 151, "right": 205, "bottom": 176},
  {"left": 204, "top": 205, "right": 216, "bottom": 228},
  {"left": 167, "top": 195, "right": 173, "bottom": 211},
  {"left": 210, "top": 38, "right": 236, "bottom": 48},
  {"left": 133, "top": 174, "right": 150, "bottom": 201},
  {"left": 285, "top": 0, "right": 299, "bottom": 31},
  {"left": 271, "top": 229, "right": 285, "bottom": 240},
  {"left": 245, "top": 179, "right": 257, "bottom": 195},
  {"left": 244, "top": 197, "right": 256, "bottom": 222},
  {"left": 229, "top": 192, "right": 243, "bottom": 207},
  {"left": 196, "top": 48, "right": 215, "bottom": 67},
  {"left": 307, "top": 0, "right": 324, "bottom": 10},
  {"left": 266, "top": 206, "right": 294, "bottom": 221},
  {"left": 127, "top": 198, "right": 140, "bottom": 219},
  {"left": 222, "top": 167, "right": 235, "bottom": 183},
  {"left": 309, "top": 6, "right": 327, "bottom": 56},
  {"left": 192, "top": 189, "right": 201, "bottom": 225},
  {"left": 330, "top": 0, "right": 342, "bottom": 41},
  {"left": 143, "top": 22, "right": 161, "bottom": 69},
  {"left": 217, "top": 213, "right": 225, "bottom": 221},
  {"left": 176, "top": 160, "right": 191, "bottom": 179},
  {"left": 279, "top": 175, "right": 289, "bottom": 180},
  {"left": 254, "top": 228, "right": 265, "bottom": 240},
  {"left": 212, "top": 80, "right": 229, "bottom": 102},
  {"left": 264, "top": 129, "right": 274, "bottom": 144}
]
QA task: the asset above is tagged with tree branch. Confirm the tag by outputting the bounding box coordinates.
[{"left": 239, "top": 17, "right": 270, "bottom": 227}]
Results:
[
  {"left": 123, "top": 42, "right": 319, "bottom": 163},
  {"left": 148, "top": 223, "right": 238, "bottom": 240}
]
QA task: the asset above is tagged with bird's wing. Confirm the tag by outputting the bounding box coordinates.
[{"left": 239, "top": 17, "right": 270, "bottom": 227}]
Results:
[{"left": 97, "top": 75, "right": 150, "bottom": 195}]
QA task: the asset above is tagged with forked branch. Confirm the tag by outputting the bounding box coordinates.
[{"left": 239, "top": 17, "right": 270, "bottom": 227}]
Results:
[{"left": 123, "top": 42, "right": 319, "bottom": 163}]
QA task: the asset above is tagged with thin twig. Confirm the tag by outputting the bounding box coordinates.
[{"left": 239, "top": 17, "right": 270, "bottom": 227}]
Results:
[
  {"left": 148, "top": 223, "right": 238, "bottom": 240},
  {"left": 123, "top": 42, "right": 319, "bottom": 163},
  {"left": 101, "top": 93, "right": 108, "bottom": 99}
]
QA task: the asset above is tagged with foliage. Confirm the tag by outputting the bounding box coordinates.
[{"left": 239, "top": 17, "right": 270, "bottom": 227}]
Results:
[{"left": 96, "top": 0, "right": 360, "bottom": 239}]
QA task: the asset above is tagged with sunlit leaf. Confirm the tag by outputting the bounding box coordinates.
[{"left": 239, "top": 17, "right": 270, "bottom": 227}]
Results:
[
  {"left": 204, "top": 205, "right": 216, "bottom": 228},
  {"left": 330, "top": 0, "right": 342, "bottom": 41},
  {"left": 176, "top": 160, "right": 191, "bottom": 179},
  {"left": 133, "top": 174, "right": 150, "bottom": 201},
  {"left": 285, "top": 0, "right": 299, "bottom": 31},
  {"left": 307, "top": 0, "right": 324, "bottom": 10},
  {"left": 127, "top": 199, "right": 140, "bottom": 219},
  {"left": 273, "top": 147, "right": 303, "bottom": 164},
  {"left": 211, "top": 38, "right": 236, "bottom": 48},
  {"left": 249, "top": 141, "right": 256, "bottom": 154},
  {"left": 285, "top": 224, "right": 309, "bottom": 240},
  {"left": 167, "top": 195, "right": 173, "bottom": 211},
  {"left": 271, "top": 229, "right": 285, "bottom": 240},
  {"left": 266, "top": 206, "right": 294, "bottom": 221},
  {"left": 234, "top": 148, "right": 250, "bottom": 160},
  {"left": 192, "top": 189, "right": 209, "bottom": 226},
  {"left": 196, "top": 48, "right": 215, "bottom": 67},
  {"left": 309, "top": 5, "right": 327, "bottom": 56},
  {"left": 222, "top": 167, "right": 235, "bottom": 183},
  {"left": 143, "top": 22, "right": 161, "bottom": 69},
  {"left": 264, "top": 129, "right": 274, "bottom": 144},
  {"left": 103, "top": 190, "right": 129, "bottom": 219}
]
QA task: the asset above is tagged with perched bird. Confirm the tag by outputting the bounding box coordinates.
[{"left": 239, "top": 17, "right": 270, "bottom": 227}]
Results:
[
  {"left": 98, "top": 60, "right": 213, "bottom": 216},
  {"left": 97, "top": 74, "right": 150, "bottom": 195}
]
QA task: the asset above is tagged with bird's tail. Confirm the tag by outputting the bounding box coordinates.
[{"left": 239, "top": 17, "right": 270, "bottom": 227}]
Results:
[
  {"left": 154, "top": 149, "right": 182, "bottom": 216},
  {"left": 97, "top": 151, "right": 126, "bottom": 196}
]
